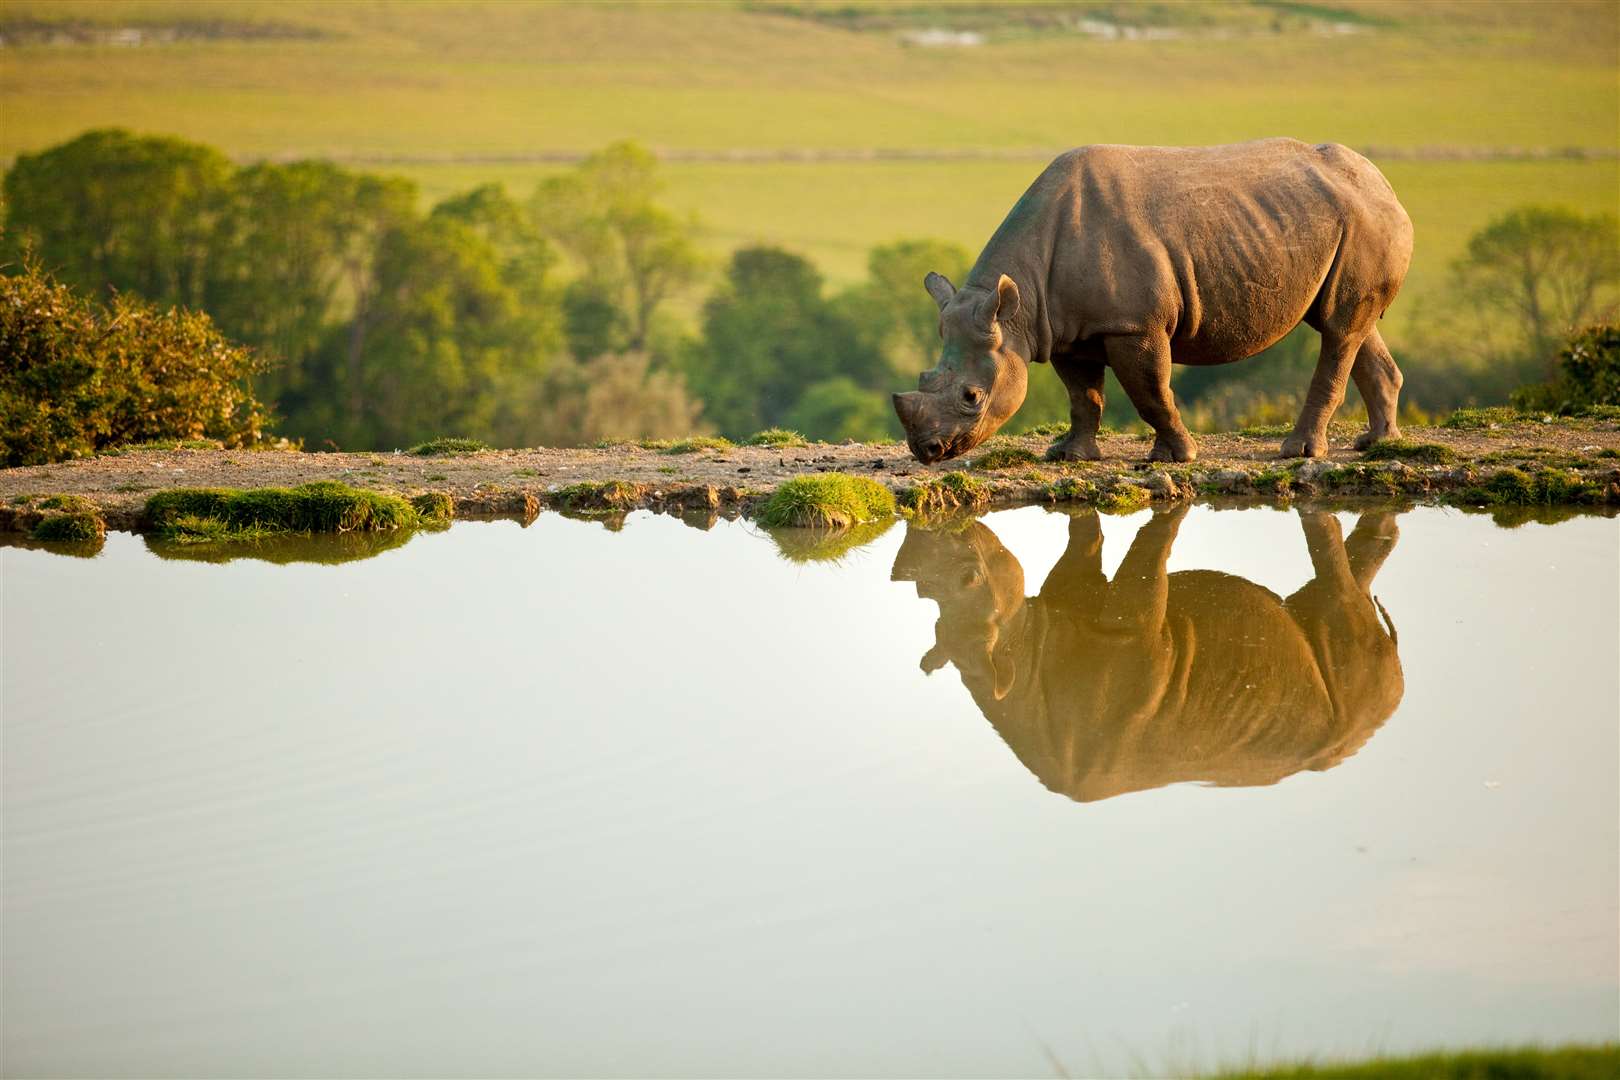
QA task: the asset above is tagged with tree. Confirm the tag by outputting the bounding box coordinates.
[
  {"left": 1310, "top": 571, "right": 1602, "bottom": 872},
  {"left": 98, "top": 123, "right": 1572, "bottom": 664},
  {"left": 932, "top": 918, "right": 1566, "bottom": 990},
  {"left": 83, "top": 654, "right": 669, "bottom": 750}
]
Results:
[
  {"left": 1450, "top": 206, "right": 1620, "bottom": 377},
  {"left": 783, "top": 376, "right": 898, "bottom": 442},
  {"left": 3, "top": 129, "right": 233, "bottom": 309},
  {"left": 857, "top": 238, "right": 973, "bottom": 371},
  {"left": 519, "top": 353, "right": 707, "bottom": 446},
  {"left": 683, "top": 246, "right": 889, "bottom": 436},
  {"left": 532, "top": 141, "right": 704, "bottom": 353}
]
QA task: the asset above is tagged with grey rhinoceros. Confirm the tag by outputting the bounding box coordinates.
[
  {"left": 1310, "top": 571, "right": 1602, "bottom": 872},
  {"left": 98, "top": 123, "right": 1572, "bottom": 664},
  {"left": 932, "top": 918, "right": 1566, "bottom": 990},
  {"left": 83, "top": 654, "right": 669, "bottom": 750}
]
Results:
[{"left": 893, "top": 138, "right": 1414, "bottom": 462}]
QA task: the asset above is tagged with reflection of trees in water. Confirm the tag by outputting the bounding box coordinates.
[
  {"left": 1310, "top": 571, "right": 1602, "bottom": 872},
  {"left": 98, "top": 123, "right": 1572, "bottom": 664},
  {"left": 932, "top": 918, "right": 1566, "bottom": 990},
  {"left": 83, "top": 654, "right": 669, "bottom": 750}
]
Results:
[{"left": 893, "top": 506, "right": 1404, "bottom": 803}]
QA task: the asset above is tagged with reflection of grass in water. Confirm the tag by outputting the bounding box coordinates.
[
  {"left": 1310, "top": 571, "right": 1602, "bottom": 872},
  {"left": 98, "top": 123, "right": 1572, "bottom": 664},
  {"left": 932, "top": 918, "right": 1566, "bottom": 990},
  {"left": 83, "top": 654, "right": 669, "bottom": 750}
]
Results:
[
  {"left": 0, "top": 533, "right": 105, "bottom": 559},
  {"left": 1203, "top": 1043, "right": 1618, "bottom": 1079},
  {"left": 144, "top": 529, "right": 418, "bottom": 565},
  {"left": 764, "top": 517, "right": 895, "bottom": 563}
]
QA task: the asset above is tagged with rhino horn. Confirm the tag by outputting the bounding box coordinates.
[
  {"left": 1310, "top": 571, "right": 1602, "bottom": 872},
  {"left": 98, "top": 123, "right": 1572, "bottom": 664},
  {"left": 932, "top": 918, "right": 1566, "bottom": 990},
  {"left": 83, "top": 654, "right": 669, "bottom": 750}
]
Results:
[{"left": 924, "top": 271, "right": 957, "bottom": 311}]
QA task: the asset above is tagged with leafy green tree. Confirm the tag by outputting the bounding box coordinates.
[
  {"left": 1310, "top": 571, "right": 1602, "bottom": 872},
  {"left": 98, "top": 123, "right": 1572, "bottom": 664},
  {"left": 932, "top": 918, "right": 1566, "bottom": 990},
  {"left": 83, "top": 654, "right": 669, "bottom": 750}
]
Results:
[
  {"left": 519, "top": 352, "right": 707, "bottom": 446},
  {"left": 783, "top": 376, "right": 897, "bottom": 442},
  {"left": 858, "top": 238, "right": 973, "bottom": 371},
  {"left": 1456, "top": 206, "right": 1619, "bottom": 368},
  {"left": 684, "top": 246, "right": 888, "bottom": 435},
  {"left": 1, "top": 263, "right": 269, "bottom": 465},
  {"left": 3, "top": 129, "right": 234, "bottom": 309},
  {"left": 532, "top": 141, "right": 704, "bottom": 353}
]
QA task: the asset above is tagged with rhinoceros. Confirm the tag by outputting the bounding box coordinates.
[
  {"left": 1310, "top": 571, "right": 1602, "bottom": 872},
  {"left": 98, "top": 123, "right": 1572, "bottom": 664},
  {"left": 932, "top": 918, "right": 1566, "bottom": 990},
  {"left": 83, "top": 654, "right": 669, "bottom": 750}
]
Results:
[
  {"left": 891, "top": 506, "right": 1404, "bottom": 803},
  {"left": 892, "top": 138, "right": 1414, "bottom": 462}
]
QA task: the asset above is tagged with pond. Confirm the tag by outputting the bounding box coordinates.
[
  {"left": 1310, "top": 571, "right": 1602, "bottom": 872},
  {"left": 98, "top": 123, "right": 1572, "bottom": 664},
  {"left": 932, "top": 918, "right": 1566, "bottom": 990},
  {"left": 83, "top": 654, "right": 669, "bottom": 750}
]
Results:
[{"left": 3, "top": 505, "right": 1617, "bottom": 1078}]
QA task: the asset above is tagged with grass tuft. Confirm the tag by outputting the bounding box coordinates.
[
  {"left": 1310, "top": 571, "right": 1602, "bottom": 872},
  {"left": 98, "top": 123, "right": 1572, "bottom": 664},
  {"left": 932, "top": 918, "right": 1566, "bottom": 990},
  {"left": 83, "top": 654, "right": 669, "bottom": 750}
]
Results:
[
  {"left": 743, "top": 428, "right": 808, "bottom": 448},
  {"left": 37, "top": 493, "right": 98, "bottom": 513},
  {"left": 556, "top": 479, "right": 648, "bottom": 512},
  {"left": 760, "top": 473, "right": 895, "bottom": 528},
  {"left": 410, "top": 491, "right": 455, "bottom": 525},
  {"left": 899, "top": 471, "right": 990, "bottom": 517},
  {"left": 660, "top": 436, "right": 734, "bottom": 454},
  {"left": 1441, "top": 406, "right": 1519, "bottom": 430},
  {"left": 100, "top": 438, "right": 222, "bottom": 456},
  {"left": 30, "top": 511, "right": 106, "bottom": 542},
  {"left": 145, "top": 482, "right": 418, "bottom": 538},
  {"left": 1360, "top": 439, "right": 1457, "bottom": 464},
  {"left": 971, "top": 445, "right": 1040, "bottom": 470},
  {"left": 408, "top": 436, "right": 490, "bottom": 455}
]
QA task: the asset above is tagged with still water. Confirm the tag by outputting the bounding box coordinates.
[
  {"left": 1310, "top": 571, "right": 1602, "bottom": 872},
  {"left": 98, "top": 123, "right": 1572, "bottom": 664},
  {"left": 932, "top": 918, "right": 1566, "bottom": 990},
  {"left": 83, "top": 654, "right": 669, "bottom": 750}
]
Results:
[{"left": 3, "top": 505, "right": 1617, "bottom": 1078}]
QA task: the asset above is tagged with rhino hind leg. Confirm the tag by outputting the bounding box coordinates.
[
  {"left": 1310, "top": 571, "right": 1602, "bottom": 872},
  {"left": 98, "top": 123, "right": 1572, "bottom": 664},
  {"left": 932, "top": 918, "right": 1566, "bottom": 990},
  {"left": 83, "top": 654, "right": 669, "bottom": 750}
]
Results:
[
  {"left": 1281, "top": 325, "right": 1368, "bottom": 459},
  {"left": 1350, "top": 328, "right": 1404, "bottom": 450},
  {"left": 1105, "top": 332, "right": 1197, "bottom": 462}
]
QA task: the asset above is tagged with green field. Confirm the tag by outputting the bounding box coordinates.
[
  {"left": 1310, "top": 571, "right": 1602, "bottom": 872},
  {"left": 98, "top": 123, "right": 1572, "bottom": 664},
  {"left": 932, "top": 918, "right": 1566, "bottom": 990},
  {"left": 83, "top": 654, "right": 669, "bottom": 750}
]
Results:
[{"left": 3, "top": 0, "right": 1617, "bottom": 330}]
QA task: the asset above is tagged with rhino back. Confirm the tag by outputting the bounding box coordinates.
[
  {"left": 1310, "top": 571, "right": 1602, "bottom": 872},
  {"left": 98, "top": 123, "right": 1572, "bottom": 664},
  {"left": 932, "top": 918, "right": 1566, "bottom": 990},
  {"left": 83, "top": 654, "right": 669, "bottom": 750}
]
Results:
[{"left": 1007, "top": 138, "right": 1412, "bottom": 363}]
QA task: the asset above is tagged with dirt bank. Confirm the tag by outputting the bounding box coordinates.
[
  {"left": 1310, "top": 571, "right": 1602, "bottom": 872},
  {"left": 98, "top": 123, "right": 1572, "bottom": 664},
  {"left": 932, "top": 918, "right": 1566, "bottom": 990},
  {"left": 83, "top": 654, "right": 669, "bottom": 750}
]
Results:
[{"left": 3, "top": 417, "right": 1618, "bottom": 534}]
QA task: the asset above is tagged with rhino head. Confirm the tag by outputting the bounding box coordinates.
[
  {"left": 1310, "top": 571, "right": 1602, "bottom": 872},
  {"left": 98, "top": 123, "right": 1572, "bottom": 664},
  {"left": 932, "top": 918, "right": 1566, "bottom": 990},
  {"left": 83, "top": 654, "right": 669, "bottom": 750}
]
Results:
[{"left": 893, "top": 271, "right": 1028, "bottom": 464}]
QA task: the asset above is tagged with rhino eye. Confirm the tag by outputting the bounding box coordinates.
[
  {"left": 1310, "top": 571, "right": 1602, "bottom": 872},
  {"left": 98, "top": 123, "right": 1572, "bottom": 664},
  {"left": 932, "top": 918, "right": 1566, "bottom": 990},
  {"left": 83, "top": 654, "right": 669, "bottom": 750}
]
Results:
[{"left": 963, "top": 386, "right": 984, "bottom": 407}]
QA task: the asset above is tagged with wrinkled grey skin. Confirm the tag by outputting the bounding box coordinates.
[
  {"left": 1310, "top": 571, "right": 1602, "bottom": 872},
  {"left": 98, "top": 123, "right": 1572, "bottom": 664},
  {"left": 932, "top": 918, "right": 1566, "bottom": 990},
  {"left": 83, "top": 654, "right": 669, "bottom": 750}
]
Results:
[
  {"left": 891, "top": 506, "right": 1404, "bottom": 803},
  {"left": 894, "top": 138, "right": 1414, "bottom": 462}
]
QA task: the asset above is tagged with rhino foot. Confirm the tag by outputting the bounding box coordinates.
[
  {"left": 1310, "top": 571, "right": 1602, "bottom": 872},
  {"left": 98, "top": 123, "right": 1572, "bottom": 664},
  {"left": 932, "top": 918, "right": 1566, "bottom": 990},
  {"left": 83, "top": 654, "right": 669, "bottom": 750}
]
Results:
[
  {"left": 1148, "top": 436, "right": 1196, "bottom": 463},
  {"left": 1046, "top": 437, "right": 1101, "bottom": 462},
  {"left": 1279, "top": 431, "right": 1329, "bottom": 459},
  {"left": 1352, "top": 426, "right": 1402, "bottom": 451}
]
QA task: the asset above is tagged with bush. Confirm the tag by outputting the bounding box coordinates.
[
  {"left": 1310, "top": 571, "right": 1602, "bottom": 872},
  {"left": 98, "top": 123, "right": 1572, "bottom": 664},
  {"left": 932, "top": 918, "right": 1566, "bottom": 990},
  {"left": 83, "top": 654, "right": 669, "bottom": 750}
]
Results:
[
  {"left": 0, "top": 263, "right": 270, "bottom": 466},
  {"left": 1511, "top": 323, "right": 1620, "bottom": 413}
]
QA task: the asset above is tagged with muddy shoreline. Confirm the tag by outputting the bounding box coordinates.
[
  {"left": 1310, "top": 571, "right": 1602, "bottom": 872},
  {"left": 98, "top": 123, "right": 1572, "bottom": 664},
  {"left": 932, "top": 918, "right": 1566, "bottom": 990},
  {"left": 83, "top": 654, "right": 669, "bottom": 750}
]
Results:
[{"left": 4, "top": 419, "right": 1618, "bottom": 535}]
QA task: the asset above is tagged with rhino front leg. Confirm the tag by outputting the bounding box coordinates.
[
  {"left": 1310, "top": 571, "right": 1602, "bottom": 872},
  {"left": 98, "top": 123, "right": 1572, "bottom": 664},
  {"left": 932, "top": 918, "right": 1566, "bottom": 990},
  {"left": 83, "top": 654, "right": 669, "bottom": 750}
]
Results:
[
  {"left": 1350, "top": 328, "right": 1404, "bottom": 450},
  {"left": 1282, "top": 326, "right": 1367, "bottom": 458},
  {"left": 1105, "top": 332, "right": 1197, "bottom": 463},
  {"left": 1045, "top": 352, "right": 1106, "bottom": 461}
]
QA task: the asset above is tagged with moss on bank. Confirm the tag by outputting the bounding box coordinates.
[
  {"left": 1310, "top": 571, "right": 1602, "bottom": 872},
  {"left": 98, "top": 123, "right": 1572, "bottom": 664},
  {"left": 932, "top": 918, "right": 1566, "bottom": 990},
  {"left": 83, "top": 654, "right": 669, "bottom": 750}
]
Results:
[
  {"left": 900, "top": 472, "right": 989, "bottom": 517},
  {"left": 408, "top": 436, "right": 489, "bottom": 455},
  {"left": 760, "top": 473, "right": 895, "bottom": 529},
  {"left": 1360, "top": 439, "right": 1456, "bottom": 464},
  {"left": 1207, "top": 1043, "right": 1618, "bottom": 1080},
  {"left": 743, "top": 428, "right": 808, "bottom": 448},
  {"left": 30, "top": 510, "right": 105, "bottom": 542},
  {"left": 145, "top": 482, "right": 419, "bottom": 541},
  {"left": 971, "top": 445, "right": 1041, "bottom": 470}
]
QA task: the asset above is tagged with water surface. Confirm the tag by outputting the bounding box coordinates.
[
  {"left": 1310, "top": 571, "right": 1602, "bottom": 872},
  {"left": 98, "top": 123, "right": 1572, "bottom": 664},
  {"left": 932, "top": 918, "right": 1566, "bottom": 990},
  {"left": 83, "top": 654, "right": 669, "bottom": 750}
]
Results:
[{"left": 4, "top": 505, "right": 1616, "bottom": 1077}]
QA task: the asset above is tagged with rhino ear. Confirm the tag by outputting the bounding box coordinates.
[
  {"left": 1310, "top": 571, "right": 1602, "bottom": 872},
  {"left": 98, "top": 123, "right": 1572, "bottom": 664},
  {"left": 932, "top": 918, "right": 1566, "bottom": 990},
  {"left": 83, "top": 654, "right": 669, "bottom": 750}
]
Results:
[
  {"left": 993, "top": 273, "right": 1020, "bottom": 324},
  {"left": 924, "top": 271, "right": 956, "bottom": 311}
]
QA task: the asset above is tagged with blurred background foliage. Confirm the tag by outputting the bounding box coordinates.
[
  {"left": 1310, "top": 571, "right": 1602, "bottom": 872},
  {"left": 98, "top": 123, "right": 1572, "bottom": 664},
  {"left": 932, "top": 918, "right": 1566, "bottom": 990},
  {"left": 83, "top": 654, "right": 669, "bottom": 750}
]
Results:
[{"left": 1, "top": 1, "right": 1616, "bottom": 452}]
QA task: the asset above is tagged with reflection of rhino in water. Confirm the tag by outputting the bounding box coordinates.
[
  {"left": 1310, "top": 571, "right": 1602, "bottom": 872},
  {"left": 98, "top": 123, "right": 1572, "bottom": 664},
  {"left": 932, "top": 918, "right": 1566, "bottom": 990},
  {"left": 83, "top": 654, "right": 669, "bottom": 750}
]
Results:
[{"left": 892, "top": 507, "right": 1403, "bottom": 803}]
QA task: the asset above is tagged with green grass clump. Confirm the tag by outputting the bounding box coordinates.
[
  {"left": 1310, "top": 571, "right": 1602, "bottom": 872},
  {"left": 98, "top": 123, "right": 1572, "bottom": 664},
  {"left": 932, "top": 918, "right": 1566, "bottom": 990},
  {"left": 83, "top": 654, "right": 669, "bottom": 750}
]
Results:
[
  {"left": 1236, "top": 423, "right": 1294, "bottom": 437},
  {"left": 1251, "top": 468, "right": 1296, "bottom": 495},
  {"left": 743, "top": 428, "right": 808, "bottom": 448},
  {"left": 1045, "top": 476, "right": 1095, "bottom": 502},
  {"left": 760, "top": 473, "right": 895, "bottom": 528},
  {"left": 1447, "top": 467, "right": 1604, "bottom": 508},
  {"left": 659, "top": 436, "right": 734, "bottom": 454},
  {"left": 37, "top": 493, "right": 98, "bottom": 513},
  {"left": 898, "top": 471, "right": 990, "bottom": 517},
  {"left": 410, "top": 491, "right": 455, "bottom": 525},
  {"left": 1097, "top": 484, "right": 1151, "bottom": 514},
  {"left": 556, "top": 479, "right": 648, "bottom": 512},
  {"left": 1360, "top": 439, "right": 1457, "bottom": 464},
  {"left": 971, "top": 445, "right": 1040, "bottom": 470},
  {"left": 30, "top": 511, "right": 106, "bottom": 542},
  {"left": 100, "top": 438, "right": 222, "bottom": 456},
  {"left": 1441, "top": 406, "right": 1520, "bottom": 430},
  {"left": 145, "top": 482, "right": 418, "bottom": 536},
  {"left": 408, "top": 436, "right": 490, "bottom": 455},
  {"left": 1207, "top": 1043, "right": 1619, "bottom": 1079},
  {"left": 1018, "top": 421, "right": 1071, "bottom": 438}
]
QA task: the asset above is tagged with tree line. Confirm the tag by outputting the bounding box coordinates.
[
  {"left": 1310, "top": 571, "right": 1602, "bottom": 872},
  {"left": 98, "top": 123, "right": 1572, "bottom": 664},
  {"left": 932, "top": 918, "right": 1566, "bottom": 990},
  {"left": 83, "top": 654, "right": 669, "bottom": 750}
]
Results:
[{"left": 3, "top": 129, "right": 1616, "bottom": 452}]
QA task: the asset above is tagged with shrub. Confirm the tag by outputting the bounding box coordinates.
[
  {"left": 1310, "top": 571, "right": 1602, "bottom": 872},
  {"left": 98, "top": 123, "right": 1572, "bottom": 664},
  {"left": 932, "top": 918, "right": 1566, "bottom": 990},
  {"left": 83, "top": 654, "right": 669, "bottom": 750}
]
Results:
[{"left": 0, "top": 263, "right": 271, "bottom": 466}]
